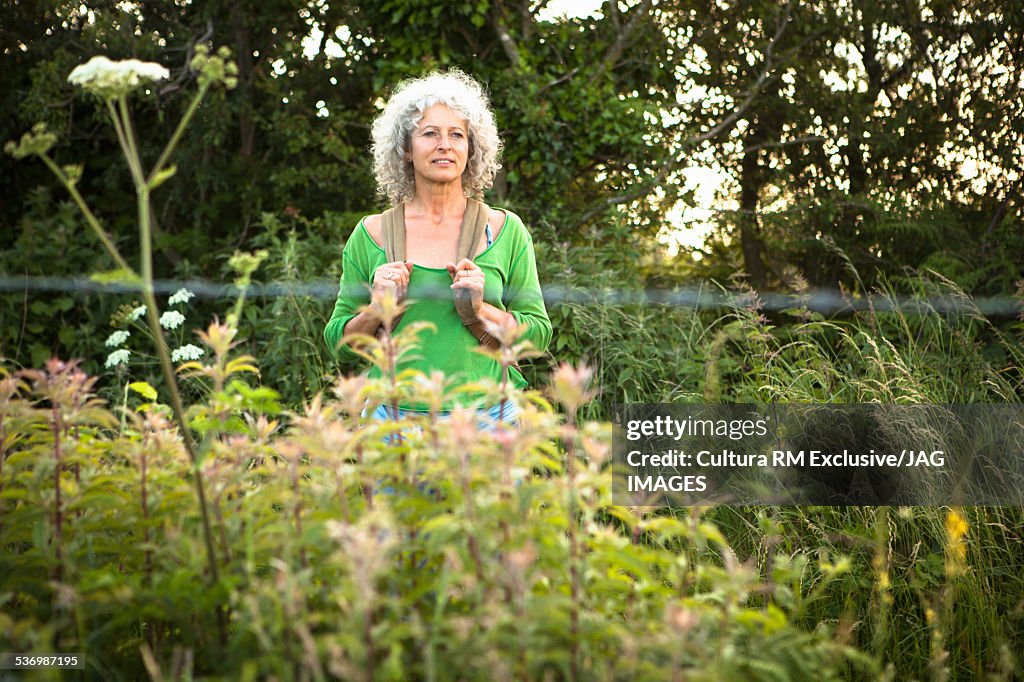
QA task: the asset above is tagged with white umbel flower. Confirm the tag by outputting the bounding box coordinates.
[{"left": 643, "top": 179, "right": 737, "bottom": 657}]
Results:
[
  {"left": 171, "top": 344, "right": 205, "bottom": 363},
  {"left": 105, "top": 348, "right": 131, "bottom": 369},
  {"left": 159, "top": 310, "right": 186, "bottom": 330},
  {"left": 68, "top": 56, "right": 169, "bottom": 98},
  {"left": 105, "top": 330, "right": 130, "bottom": 347},
  {"left": 168, "top": 287, "right": 195, "bottom": 306},
  {"left": 128, "top": 305, "right": 147, "bottom": 322}
]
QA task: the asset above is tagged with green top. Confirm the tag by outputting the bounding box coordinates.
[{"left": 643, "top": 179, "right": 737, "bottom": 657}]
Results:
[{"left": 324, "top": 208, "right": 551, "bottom": 409}]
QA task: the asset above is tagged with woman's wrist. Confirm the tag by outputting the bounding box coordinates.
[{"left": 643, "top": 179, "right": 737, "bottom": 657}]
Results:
[
  {"left": 468, "top": 302, "right": 512, "bottom": 328},
  {"left": 464, "top": 304, "right": 515, "bottom": 346},
  {"left": 342, "top": 310, "right": 382, "bottom": 339}
]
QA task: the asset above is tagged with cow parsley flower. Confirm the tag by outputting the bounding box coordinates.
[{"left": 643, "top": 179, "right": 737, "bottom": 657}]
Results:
[
  {"left": 105, "top": 330, "right": 130, "bottom": 347},
  {"left": 171, "top": 344, "right": 205, "bottom": 363},
  {"left": 168, "top": 287, "right": 195, "bottom": 306},
  {"left": 105, "top": 348, "right": 131, "bottom": 369},
  {"left": 159, "top": 310, "right": 186, "bottom": 330},
  {"left": 128, "top": 305, "right": 147, "bottom": 322},
  {"left": 68, "top": 56, "right": 169, "bottom": 99}
]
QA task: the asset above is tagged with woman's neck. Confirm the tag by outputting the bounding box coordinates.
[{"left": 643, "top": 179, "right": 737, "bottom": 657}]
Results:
[{"left": 407, "top": 183, "right": 467, "bottom": 227}]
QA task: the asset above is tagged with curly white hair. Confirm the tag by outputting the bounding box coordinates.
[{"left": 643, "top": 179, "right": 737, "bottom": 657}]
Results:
[{"left": 371, "top": 69, "right": 502, "bottom": 205}]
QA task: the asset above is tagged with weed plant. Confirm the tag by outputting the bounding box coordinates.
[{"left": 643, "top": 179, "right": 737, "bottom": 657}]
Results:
[
  {"left": 4, "top": 44, "right": 1023, "bottom": 682},
  {"left": 1, "top": 324, "right": 880, "bottom": 681}
]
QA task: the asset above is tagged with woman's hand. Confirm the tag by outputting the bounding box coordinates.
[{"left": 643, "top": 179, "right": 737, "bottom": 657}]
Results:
[
  {"left": 372, "top": 261, "right": 413, "bottom": 304},
  {"left": 447, "top": 258, "right": 484, "bottom": 322}
]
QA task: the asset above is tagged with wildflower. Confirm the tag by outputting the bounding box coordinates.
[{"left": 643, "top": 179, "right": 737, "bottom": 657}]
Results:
[
  {"left": 550, "top": 362, "right": 594, "bottom": 413},
  {"left": 4, "top": 122, "right": 57, "bottom": 160},
  {"left": 159, "top": 310, "right": 186, "bottom": 330},
  {"left": 228, "top": 249, "right": 269, "bottom": 286},
  {"left": 945, "top": 508, "right": 969, "bottom": 576},
  {"left": 128, "top": 305, "right": 147, "bottom": 322},
  {"left": 191, "top": 44, "right": 239, "bottom": 90},
  {"left": 171, "top": 344, "right": 204, "bottom": 363},
  {"left": 67, "top": 56, "right": 169, "bottom": 99},
  {"left": 168, "top": 288, "right": 195, "bottom": 306},
  {"left": 327, "top": 513, "right": 397, "bottom": 602},
  {"left": 945, "top": 509, "right": 968, "bottom": 542},
  {"left": 666, "top": 603, "right": 699, "bottom": 633},
  {"left": 105, "top": 349, "right": 131, "bottom": 369},
  {"left": 105, "top": 330, "right": 130, "bottom": 348}
]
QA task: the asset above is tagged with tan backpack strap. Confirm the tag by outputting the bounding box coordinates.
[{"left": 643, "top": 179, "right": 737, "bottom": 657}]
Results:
[
  {"left": 381, "top": 204, "right": 406, "bottom": 262},
  {"left": 375, "top": 205, "right": 406, "bottom": 340},
  {"left": 454, "top": 199, "right": 509, "bottom": 358},
  {"left": 456, "top": 198, "right": 489, "bottom": 261},
  {"left": 454, "top": 199, "right": 490, "bottom": 326}
]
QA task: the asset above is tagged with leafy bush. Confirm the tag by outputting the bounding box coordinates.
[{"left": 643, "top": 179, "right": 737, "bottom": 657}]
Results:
[{"left": 0, "top": 344, "right": 878, "bottom": 681}]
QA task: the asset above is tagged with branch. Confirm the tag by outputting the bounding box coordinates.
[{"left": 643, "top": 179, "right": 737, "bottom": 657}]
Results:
[
  {"left": 598, "top": 0, "right": 655, "bottom": 74},
  {"left": 538, "top": 65, "right": 583, "bottom": 94},
  {"left": 572, "top": 163, "right": 674, "bottom": 229},
  {"left": 491, "top": 0, "right": 522, "bottom": 67},
  {"left": 738, "top": 134, "right": 828, "bottom": 157},
  {"left": 572, "top": 2, "right": 804, "bottom": 229},
  {"left": 522, "top": 0, "right": 540, "bottom": 41},
  {"left": 607, "top": 0, "right": 622, "bottom": 31},
  {"left": 38, "top": 154, "right": 136, "bottom": 276},
  {"left": 677, "top": 3, "right": 805, "bottom": 149},
  {"left": 676, "top": 69, "right": 779, "bottom": 149}
]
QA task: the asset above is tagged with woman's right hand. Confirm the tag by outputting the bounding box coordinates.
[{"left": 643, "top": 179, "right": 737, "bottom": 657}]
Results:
[{"left": 371, "top": 261, "right": 414, "bottom": 304}]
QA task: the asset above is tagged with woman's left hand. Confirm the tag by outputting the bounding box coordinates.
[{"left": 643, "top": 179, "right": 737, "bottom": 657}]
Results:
[{"left": 447, "top": 258, "right": 484, "bottom": 321}]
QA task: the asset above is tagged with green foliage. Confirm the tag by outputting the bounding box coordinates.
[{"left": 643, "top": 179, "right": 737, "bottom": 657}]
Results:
[
  {"left": 4, "top": 272, "right": 1024, "bottom": 679},
  {"left": 1, "top": 351, "right": 877, "bottom": 680},
  {"left": 3, "top": 6, "right": 1024, "bottom": 678}
]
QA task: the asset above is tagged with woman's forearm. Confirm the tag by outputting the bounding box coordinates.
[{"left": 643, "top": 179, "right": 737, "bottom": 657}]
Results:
[
  {"left": 476, "top": 302, "right": 516, "bottom": 330},
  {"left": 342, "top": 309, "right": 383, "bottom": 338}
]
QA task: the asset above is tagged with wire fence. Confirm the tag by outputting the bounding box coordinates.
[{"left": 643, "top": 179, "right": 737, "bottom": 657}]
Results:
[{"left": 1, "top": 276, "right": 1022, "bottom": 318}]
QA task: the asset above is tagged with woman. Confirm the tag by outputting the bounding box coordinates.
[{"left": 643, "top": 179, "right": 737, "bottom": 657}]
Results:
[{"left": 324, "top": 70, "right": 551, "bottom": 425}]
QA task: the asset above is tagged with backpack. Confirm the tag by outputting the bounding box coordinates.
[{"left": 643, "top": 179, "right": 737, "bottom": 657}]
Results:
[{"left": 378, "top": 199, "right": 501, "bottom": 351}]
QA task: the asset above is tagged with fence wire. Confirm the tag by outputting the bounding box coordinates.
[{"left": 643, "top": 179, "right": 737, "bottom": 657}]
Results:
[{"left": 0, "top": 276, "right": 1021, "bottom": 318}]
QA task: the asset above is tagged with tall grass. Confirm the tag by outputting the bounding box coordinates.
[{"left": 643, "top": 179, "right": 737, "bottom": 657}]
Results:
[{"left": 696, "top": 270, "right": 1024, "bottom": 680}]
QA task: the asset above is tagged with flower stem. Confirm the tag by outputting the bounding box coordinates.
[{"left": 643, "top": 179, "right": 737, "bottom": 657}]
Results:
[
  {"left": 148, "top": 83, "right": 208, "bottom": 186},
  {"left": 137, "top": 192, "right": 221, "bottom": 586},
  {"left": 38, "top": 154, "right": 135, "bottom": 275},
  {"left": 113, "top": 97, "right": 146, "bottom": 187},
  {"left": 566, "top": 408, "right": 580, "bottom": 682},
  {"left": 52, "top": 402, "right": 63, "bottom": 584},
  {"left": 117, "top": 84, "right": 225, "bottom": 642}
]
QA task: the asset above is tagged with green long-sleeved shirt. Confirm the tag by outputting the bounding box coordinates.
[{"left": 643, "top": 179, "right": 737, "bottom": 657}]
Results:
[{"left": 324, "top": 208, "right": 551, "bottom": 409}]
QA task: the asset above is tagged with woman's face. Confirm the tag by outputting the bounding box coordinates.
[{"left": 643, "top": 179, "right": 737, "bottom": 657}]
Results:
[{"left": 406, "top": 104, "right": 470, "bottom": 189}]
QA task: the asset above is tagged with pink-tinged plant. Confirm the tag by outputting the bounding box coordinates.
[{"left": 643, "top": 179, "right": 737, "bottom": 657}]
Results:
[
  {"left": 7, "top": 48, "right": 241, "bottom": 638},
  {"left": 178, "top": 319, "right": 260, "bottom": 393},
  {"left": 21, "top": 359, "right": 113, "bottom": 582},
  {"left": 472, "top": 316, "right": 544, "bottom": 421},
  {"left": 0, "top": 370, "right": 29, "bottom": 498},
  {"left": 550, "top": 361, "right": 595, "bottom": 417}
]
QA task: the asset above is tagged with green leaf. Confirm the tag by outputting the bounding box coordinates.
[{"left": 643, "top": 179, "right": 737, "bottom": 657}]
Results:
[
  {"left": 58, "top": 327, "right": 76, "bottom": 347},
  {"left": 129, "top": 381, "right": 158, "bottom": 401},
  {"left": 148, "top": 164, "right": 177, "bottom": 190},
  {"left": 90, "top": 269, "right": 141, "bottom": 286}
]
